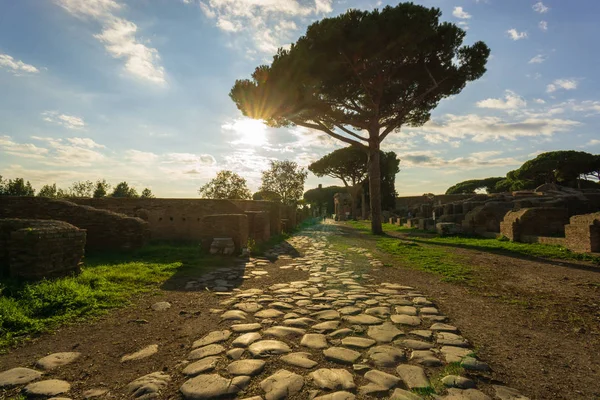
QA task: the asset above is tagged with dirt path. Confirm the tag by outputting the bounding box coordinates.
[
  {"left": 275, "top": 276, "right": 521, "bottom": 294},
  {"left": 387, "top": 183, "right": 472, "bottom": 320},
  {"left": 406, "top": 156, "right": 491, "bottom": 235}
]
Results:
[{"left": 0, "top": 221, "right": 592, "bottom": 399}]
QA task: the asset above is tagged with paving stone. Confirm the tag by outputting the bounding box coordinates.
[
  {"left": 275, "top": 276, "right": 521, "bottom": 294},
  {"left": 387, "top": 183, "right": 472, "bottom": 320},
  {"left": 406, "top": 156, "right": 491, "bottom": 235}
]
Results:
[
  {"left": 395, "top": 306, "right": 418, "bottom": 316},
  {"left": 437, "top": 332, "right": 469, "bottom": 347},
  {"left": 121, "top": 344, "right": 158, "bottom": 362},
  {"left": 0, "top": 367, "right": 43, "bottom": 387},
  {"left": 231, "top": 323, "right": 263, "bottom": 332},
  {"left": 396, "top": 365, "right": 430, "bottom": 389},
  {"left": 313, "top": 321, "right": 340, "bottom": 332},
  {"left": 443, "top": 388, "right": 492, "bottom": 400},
  {"left": 83, "top": 389, "right": 108, "bottom": 398},
  {"left": 412, "top": 297, "right": 433, "bottom": 306},
  {"left": 410, "top": 350, "right": 443, "bottom": 366},
  {"left": 221, "top": 310, "right": 247, "bottom": 321},
  {"left": 249, "top": 340, "right": 292, "bottom": 357},
  {"left": 235, "top": 302, "right": 263, "bottom": 313},
  {"left": 182, "top": 356, "right": 220, "bottom": 376},
  {"left": 260, "top": 369, "right": 304, "bottom": 400},
  {"left": 284, "top": 318, "right": 315, "bottom": 328},
  {"left": 255, "top": 309, "right": 285, "bottom": 318},
  {"left": 493, "top": 385, "right": 531, "bottom": 400},
  {"left": 300, "top": 333, "right": 329, "bottom": 349},
  {"left": 338, "top": 306, "right": 362, "bottom": 315},
  {"left": 367, "top": 345, "right": 406, "bottom": 367},
  {"left": 151, "top": 301, "right": 172, "bottom": 311},
  {"left": 309, "top": 368, "right": 355, "bottom": 390},
  {"left": 409, "top": 330, "right": 433, "bottom": 340},
  {"left": 313, "top": 391, "right": 356, "bottom": 400},
  {"left": 24, "top": 379, "right": 71, "bottom": 397},
  {"left": 283, "top": 312, "right": 301, "bottom": 319},
  {"left": 390, "top": 315, "right": 421, "bottom": 326},
  {"left": 419, "top": 307, "right": 439, "bottom": 315},
  {"left": 180, "top": 374, "right": 249, "bottom": 399},
  {"left": 342, "top": 314, "right": 383, "bottom": 325},
  {"left": 312, "top": 310, "right": 340, "bottom": 320},
  {"left": 227, "top": 348, "right": 245, "bottom": 360},
  {"left": 365, "top": 306, "right": 390, "bottom": 317},
  {"left": 461, "top": 357, "right": 490, "bottom": 371},
  {"left": 442, "top": 375, "right": 476, "bottom": 389},
  {"left": 430, "top": 323, "right": 458, "bottom": 332},
  {"left": 364, "top": 369, "right": 401, "bottom": 389},
  {"left": 390, "top": 388, "right": 424, "bottom": 400},
  {"left": 397, "top": 339, "right": 434, "bottom": 350},
  {"left": 227, "top": 359, "right": 266, "bottom": 376},
  {"left": 263, "top": 326, "right": 306, "bottom": 339},
  {"left": 367, "top": 322, "right": 404, "bottom": 343},
  {"left": 127, "top": 372, "right": 170, "bottom": 399},
  {"left": 188, "top": 344, "right": 225, "bottom": 360},
  {"left": 281, "top": 352, "right": 318, "bottom": 369},
  {"left": 270, "top": 302, "right": 295, "bottom": 310},
  {"left": 323, "top": 347, "right": 361, "bottom": 364},
  {"left": 193, "top": 330, "right": 232, "bottom": 348},
  {"left": 328, "top": 328, "right": 354, "bottom": 338},
  {"left": 341, "top": 337, "right": 376, "bottom": 349},
  {"left": 441, "top": 346, "right": 473, "bottom": 363},
  {"left": 232, "top": 332, "right": 262, "bottom": 348}
]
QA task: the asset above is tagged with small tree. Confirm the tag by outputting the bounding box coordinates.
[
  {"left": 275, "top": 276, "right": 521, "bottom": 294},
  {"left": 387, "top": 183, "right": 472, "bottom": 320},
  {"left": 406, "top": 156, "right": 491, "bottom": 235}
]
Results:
[
  {"left": 67, "top": 180, "right": 94, "bottom": 197},
  {"left": 38, "top": 183, "right": 59, "bottom": 198},
  {"left": 93, "top": 179, "right": 111, "bottom": 198},
  {"left": 111, "top": 181, "right": 139, "bottom": 198},
  {"left": 198, "top": 170, "right": 252, "bottom": 200},
  {"left": 445, "top": 177, "right": 505, "bottom": 195},
  {"left": 252, "top": 190, "right": 282, "bottom": 202},
  {"left": 260, "top": 160, "right": 308, "bottom": 206},
  {"left": 1, "top": 178, "right": 35, "bottom": 196},
  {"left": 140, "top": 188, "right": 155, "bottom": 198},
  {"left": 230, "top": 3, "right": 489, "bottom": 233},
  {"left": 0, "top": 175, "right": 6, "bottom": 195}
]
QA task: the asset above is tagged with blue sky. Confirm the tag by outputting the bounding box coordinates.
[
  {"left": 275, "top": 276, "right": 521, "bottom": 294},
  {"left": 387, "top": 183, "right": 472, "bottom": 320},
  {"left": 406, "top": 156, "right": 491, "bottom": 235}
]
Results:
[{"left": 1, "top": 0, "right": 599, "bottom": 197}]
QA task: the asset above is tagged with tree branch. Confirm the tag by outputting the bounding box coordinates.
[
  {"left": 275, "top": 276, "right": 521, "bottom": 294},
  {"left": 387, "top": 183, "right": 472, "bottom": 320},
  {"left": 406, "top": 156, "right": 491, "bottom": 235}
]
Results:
[
  {"left": 291, "top": 119, "right": 368, "bottom": 150},
  {"left": 333, "top": 124, "right": 369, "bottom": 142}
]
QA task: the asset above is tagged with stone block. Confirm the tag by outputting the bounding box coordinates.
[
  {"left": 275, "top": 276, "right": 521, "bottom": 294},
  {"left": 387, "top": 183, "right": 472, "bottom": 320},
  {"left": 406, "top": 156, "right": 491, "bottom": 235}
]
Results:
[
  {"left": 436, "top": 223, "right": 462, "bottom": 236},
  {"left": 565, "top": 212, "right": 600, "bottom": 253},
  {"left": 202, "top": 214, "right": 248, "bottom": 252},
  {"left": 499, "top": 207, "right": 569, "bottom": 242}
]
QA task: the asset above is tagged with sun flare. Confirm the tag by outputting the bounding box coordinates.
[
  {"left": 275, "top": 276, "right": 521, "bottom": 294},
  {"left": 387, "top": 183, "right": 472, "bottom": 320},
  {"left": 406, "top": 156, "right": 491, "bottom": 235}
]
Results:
[{"left": 225, "top": 118, "right": 268, "bottom": 146}]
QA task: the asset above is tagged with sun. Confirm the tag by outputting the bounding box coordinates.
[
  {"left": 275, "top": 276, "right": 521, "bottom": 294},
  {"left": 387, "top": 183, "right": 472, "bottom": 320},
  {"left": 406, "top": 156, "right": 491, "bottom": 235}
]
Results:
[{"left": 226, "top": 118, "right": 268, "bottom": 146}]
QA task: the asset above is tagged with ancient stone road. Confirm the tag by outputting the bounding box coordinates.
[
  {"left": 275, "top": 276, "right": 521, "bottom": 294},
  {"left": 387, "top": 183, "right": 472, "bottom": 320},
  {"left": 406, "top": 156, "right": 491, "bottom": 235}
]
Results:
[{"left": 0, "top": 222, "right": 530, "bottom": 399}]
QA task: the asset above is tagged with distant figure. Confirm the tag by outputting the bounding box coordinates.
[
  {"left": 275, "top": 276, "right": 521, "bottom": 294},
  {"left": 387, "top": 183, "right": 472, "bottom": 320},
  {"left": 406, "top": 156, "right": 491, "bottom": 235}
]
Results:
[{"left": 408, "top": 211, "right": 412, "bottom": 218}]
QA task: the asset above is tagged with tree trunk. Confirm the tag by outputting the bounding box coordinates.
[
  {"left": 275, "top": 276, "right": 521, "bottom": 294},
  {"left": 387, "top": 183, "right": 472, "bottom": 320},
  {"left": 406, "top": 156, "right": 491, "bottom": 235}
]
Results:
[
  {"left": 368, "top": 138, "right": 383, "bottom": 234},
  {"left": 361, "top": 187, "right": 367, "bottom": 219}
]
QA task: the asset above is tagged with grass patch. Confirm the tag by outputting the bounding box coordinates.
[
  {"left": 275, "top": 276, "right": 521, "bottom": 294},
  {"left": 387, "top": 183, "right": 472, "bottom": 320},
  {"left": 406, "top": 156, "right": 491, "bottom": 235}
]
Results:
[
  {"left": 423, "top": 235, "right": 600, "bottom": 264},
  {"left": 0, "top": 243, "right": 219, "bottom": 351},
  {"left": 377, "top": 237, "right": 473, "bottom": 283},
  {"left": 430, "top": 362, "right": 466, "bottom": 394}
]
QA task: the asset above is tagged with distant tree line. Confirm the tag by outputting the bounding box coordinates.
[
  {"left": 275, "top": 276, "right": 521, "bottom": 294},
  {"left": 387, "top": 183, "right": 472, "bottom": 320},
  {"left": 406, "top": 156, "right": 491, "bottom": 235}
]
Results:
[
  {"left": 446, "top": 151, "right": 600, "bottom": 195},
  {"left": 0, "top": 176, "right": 155, "bottom": 198}
]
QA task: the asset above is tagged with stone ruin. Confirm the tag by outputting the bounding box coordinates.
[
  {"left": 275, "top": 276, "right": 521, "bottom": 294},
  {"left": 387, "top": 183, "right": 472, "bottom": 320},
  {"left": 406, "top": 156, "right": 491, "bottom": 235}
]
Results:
[
  {"left": 0, "top": 196, "right": 309, "bottom": 280},
  {"left": 0, "top": 219, "right": 85, "bottom": 280},
  {"left": 390, "top": 185, "right": 600, "bottom": 253},
  {"left": 333, "top": 192, "right": 353, "bottom": 221}
]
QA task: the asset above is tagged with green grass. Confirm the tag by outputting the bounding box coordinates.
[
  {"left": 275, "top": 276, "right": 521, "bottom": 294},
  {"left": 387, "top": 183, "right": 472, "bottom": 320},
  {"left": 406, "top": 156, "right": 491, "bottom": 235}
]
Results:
[
  {"left": 0, "top": 243, "right": 219, "bottom": 351},
  {"left": 377, "top": 237, "right": 473, "bottom": 283},
  {"left": 429, "top": 362, "right": 466, "bottom": 394}
]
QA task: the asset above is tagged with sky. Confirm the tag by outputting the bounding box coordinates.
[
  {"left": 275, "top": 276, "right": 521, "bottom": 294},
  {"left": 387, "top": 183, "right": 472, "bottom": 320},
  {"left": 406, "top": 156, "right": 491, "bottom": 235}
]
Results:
[{"left": 1, "top": 0, "right": 599, "bottom": 197}]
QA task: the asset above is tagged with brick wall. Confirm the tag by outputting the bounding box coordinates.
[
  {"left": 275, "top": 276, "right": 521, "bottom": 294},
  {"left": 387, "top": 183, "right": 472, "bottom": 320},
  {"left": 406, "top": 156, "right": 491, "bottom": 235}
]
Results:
[
  {"left": 201, "top": 214, "right": 248, "bottom": 252},
  {"left": 0, "top": 197, "right": 149, "bottom": 251},
  {"left": 0, "top": 219, "right": 85, "bottom": 279},
  {"left": 500, "top": 207, "right": 569, "bottom": 242},
  {"left": 245, "top": 211, "right": 270, "bottom": 243},
  {"left": 565, "top": 212, "right": 600, "bottom": 253}
]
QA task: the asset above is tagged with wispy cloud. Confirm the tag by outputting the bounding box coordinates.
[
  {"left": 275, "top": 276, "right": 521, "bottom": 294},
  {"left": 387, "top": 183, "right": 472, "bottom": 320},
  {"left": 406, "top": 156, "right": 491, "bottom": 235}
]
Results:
[
  {"left": 546, "top": 79, "right": 578, "bottom": 93},
  {"left": 56, "top": 0, "right": 166, "bottom": 84},
  {"left": 0, "top": 53, "right": 40, "bottom": 74},
  {"left": 532, "top": 2, "right": 549, "bottom": 13},
  {"left": 41, "top": 111, "right": 86, "bottom": 130},
  {"left": 192, "top": 0, "right": 333, "bottom": 55},
  {"left": 539, "top": 20, "right": 548, "bottom": 31},
  {"left": 507, "top": 28, "right": 527, "bottom": 41},
  {"left": 476, "top": 90, "right": 526, "bottom": 110},
  {"left": 528, "top": 54, "right": 546, "bottom": 64},
  {"left": 453, "top": 7, "right": 471, "bottom": 19},
  {"left": 399, "top": 150, "right": 522, "bottom": 169}
]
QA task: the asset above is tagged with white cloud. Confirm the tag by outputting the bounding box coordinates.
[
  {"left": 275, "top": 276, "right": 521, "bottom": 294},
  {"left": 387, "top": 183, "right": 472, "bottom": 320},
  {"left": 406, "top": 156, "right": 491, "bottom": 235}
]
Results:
[
  {"left": 476, "top": 90, "right": 527, "bottom": 110},
  {"left": 0, "top": 53, "right": 40, "bottom": 74},
  {"left": 56, "top": 0, "right": 165, "bottom": 84},
  {"left": 539, "top": 20, "right": 548, "bottom": 31},
  {"left": 532, "top": 2, "right": 549, "bottom": 13},
  {"left": 534, "top": 98, "right": 546, "bottom": 104},
  {"left": 407, "top": 113, "right": 580, "bottom": 143},
  {"left": 507, "top": 29, "right": 527, "bottom": 40},
  {"left": 587, "top": 139, "right": 600, "bottom": 146},
  {"left": 528, "top": 54, "right": 546, "bottom": 64},
  {"left": 196, "top": 0, "right": 334, "bottom": 55},
  {"left": 546, "top": 79, "right": 578, "bottom": 93},
  {"left": 399, "top": 149, "right": 522, "bottom": 169},
  {"left": 42, "top": 111, "right": 86, "bottom": 129},
  {"left": 453, "top": 7, "right": 471, "bottom": 19},
  {"left": 457, "top": 21, "right": 469, "bottom": 31},
  {"left": 0, "top": 135, "right": 49, "bottom": 159},
  {"left": 66, "top": 137, "right": 105, "bottom": 148}
]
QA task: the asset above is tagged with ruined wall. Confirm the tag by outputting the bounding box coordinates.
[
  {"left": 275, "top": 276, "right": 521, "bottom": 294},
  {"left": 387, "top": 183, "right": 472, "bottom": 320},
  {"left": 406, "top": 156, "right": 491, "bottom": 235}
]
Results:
[
  {"left": 500, "top": 207, "right": 569, "bottom": 242},
  {"left": 0, "top": 219, "right": 85, "bottom": 279},
  {"left": 395, "top": 194, "right": 474, "bottom": 210},
  {"left": 201, "top": 214, "right": 248, "bottom": 252},
  {"left": 245, "top": 211, "right": 270, "bottom": 243},
  {"left": 565, "top": 212, "right": 600, "bottom": 253},
  {"left": 462, "top": 202, "right": 514, "bottom": 235},
  {"left": 230, "top": 200, "right": 283, "bottom": 236},
  {"left": 0, "top": 197, "right": 148, "bottom": 251}
]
